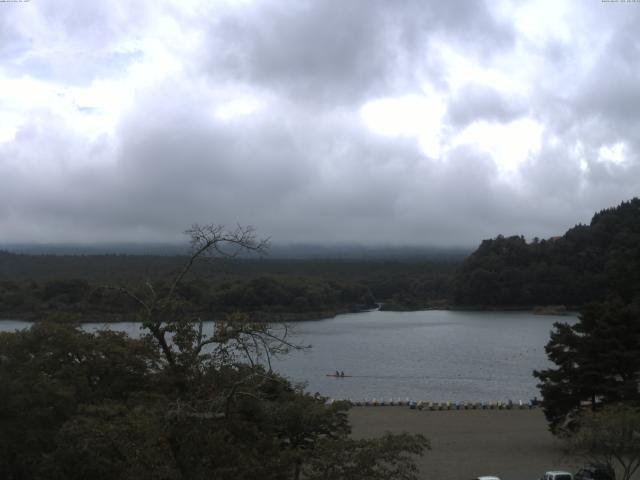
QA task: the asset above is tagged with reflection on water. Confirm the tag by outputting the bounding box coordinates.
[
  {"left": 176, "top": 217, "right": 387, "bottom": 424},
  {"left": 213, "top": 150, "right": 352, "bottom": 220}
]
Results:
[{"left": 0, "top": 309, "right": 576, "bottom": 401}]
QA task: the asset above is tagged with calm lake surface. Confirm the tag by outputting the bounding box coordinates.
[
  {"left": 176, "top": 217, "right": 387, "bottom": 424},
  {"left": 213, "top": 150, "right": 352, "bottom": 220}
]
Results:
[{"left": 0, "top": 310, "right": 576, "bottom": 402}]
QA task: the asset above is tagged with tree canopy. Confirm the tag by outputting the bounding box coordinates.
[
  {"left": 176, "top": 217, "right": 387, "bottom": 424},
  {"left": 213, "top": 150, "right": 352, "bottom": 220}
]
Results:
[
  {"left": 0, "top": 224, "right": 429, "bottom": 480},
  {"left": 534, "top": 299, "right": 640, "bottom": 435},
  {"left": 454, "top": 198, "right": 640, "bottom": 307}
]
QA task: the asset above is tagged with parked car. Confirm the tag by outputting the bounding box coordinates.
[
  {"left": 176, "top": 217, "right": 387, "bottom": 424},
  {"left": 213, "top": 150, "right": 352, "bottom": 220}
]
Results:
[
  {"left": 574, "top": 464, "right": 615, "bottom": 480},
  {"left": 541, "top": 471, "right": 572, "bottom": 480}
]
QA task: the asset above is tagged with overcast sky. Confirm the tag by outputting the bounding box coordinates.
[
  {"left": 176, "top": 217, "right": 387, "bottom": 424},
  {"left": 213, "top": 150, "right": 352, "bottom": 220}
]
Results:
[{"left": 1, "top": 0, "right": 639, "bottom": 247}]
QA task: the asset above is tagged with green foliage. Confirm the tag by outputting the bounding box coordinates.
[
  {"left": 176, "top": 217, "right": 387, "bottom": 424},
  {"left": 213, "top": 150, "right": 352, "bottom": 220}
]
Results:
[
  {"left": 454, "top": 198, "right": 640, "bottom": 307},
  {"left": 0, "top": 275, "right": 378, "bottom": 321},
  {"left": 206, "top": 276, "right": 378, "bottom": 319},
  {"left": 0, "top": 321, "right": 158, "bottom": 480},
  {"left": 534, "top": 299, "right": 640, "bottom": 435},
  {"left": 303, "top": 433, "right": 430, "bottom": 480},
  {"left": 0, "top": 225, "right": 429, "bottom": 479},
  {"left": 0, "top": 249, "right": 460, "bottom": 320},
  {"left": 0, "top": 319, "right": 428, "bottom": 480},
  {"left": 46, "top": 401, "right": 180, "bottom": 480},
  {"left": 566, "top": 405, "right": 640, "bottom": 480}
]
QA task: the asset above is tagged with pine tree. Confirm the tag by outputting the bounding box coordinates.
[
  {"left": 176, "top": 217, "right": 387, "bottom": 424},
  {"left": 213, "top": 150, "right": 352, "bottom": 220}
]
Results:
[{"left": 535, "top": 299, "right": 640, "bottom": 434}]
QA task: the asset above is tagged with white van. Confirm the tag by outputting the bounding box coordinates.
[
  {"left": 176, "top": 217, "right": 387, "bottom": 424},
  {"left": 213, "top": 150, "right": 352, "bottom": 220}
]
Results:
[{"left": 542, "top": 471, "right": 573, "bottom": 480}]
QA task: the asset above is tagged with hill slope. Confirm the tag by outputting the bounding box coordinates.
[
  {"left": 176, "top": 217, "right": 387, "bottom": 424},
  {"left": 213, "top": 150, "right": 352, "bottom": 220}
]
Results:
[{"left": 453, "top": 198, "right": 640, "bottom": 307}]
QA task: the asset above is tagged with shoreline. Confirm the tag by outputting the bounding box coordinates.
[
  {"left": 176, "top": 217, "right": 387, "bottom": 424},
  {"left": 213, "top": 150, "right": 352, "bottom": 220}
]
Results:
[{"left": 0, "top": 304, "right": 578, "bottom": 324}]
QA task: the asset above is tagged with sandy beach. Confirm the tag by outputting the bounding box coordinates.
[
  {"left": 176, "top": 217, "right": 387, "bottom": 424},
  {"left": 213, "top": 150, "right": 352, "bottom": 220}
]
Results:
[{"left": 349, "top": 407, "right": 583, "bottom": 480}]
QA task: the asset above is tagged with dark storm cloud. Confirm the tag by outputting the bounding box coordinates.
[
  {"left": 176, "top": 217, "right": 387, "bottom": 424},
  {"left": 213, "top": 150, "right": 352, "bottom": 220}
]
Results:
[
  {"left": 1, "top": 1, "right": 639, "bottom": 246},
  {"left": 0, "top": 86, "right": 489, "bottom": 245},
  {"left": 209, "top": 1, "right": 392, "bottom": 105},
  {"left": 207, "top": 0, "right": 514, "bottom": 105}
]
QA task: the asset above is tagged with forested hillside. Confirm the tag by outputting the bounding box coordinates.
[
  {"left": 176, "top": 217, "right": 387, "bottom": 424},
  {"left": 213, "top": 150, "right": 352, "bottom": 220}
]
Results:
[
  {"left": 0, "top": 254, "right": 459, "bottom": 320},
  {"left": 453, "top": 198, "right": 640, "bottom": 307}
]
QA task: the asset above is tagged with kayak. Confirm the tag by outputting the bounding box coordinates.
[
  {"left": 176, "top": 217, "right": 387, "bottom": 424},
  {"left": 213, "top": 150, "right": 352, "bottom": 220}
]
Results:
[{"left": 325, "top": 374, "right": 352, "bottom": 377}]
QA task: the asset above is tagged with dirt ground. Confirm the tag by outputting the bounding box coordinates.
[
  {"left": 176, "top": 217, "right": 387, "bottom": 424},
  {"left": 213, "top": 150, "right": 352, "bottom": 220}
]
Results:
[{"left": 349, "top": 407, "right": 583, "bottom": 480}]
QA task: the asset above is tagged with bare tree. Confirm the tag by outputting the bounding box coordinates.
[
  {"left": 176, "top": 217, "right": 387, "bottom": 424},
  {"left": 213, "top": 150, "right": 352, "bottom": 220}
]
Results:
[{"left": 105, "top": 224, "right": 300, "bottom": 374}]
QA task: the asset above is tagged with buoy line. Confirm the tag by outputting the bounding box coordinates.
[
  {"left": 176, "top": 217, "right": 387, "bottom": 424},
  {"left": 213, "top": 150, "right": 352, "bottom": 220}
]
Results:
[
  {"left": 324, "top": 398, "right": 540, "bottom": 410},
  {"left": 324, "top": 374, "right": 503, "bottom": 381}
]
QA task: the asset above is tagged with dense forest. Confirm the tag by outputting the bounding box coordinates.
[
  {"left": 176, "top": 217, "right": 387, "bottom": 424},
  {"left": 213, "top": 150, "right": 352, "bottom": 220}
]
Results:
[
  {"left": 2, "top": 198, "right": 639, "bottom": 320},
  {"left": 0, "top": 253, "right": 459, "bottom": 321},
  {"left": 453, "top": 198, "right": 640, "bottom": 308}
]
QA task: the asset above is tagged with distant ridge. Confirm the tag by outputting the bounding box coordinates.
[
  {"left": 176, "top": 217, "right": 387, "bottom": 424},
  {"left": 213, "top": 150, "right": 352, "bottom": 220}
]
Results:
[
  {"left": 0, "top": 243, "right": 472, "bottom": 261},
  {"left": 0, "top": 243, "right": 190, "bottom": 256}
]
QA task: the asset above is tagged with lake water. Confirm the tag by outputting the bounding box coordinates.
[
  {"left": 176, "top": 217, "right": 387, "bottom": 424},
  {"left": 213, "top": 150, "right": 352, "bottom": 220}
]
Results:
[{"left": 0, "top": 309, "right": 575, "bottom": 402}]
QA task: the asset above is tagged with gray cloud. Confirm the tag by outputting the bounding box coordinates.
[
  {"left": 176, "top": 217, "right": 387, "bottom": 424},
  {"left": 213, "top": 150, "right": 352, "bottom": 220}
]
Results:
[
  {"left": 208, "top": 1, "right": 400, "bottom": 106},
  {"left": 207, "top": 0, "right": 514, "bottom": 106},
  {"left": 0, "top": 0, "right": 639, "bottom": 247},
  {"left": 447, "top": 84, "right": 526, "bottom": 126}
]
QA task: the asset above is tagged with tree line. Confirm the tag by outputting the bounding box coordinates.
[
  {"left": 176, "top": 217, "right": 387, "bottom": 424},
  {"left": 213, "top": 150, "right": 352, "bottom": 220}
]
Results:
[
  {"left": 0, "top": 253, "right": 459, "bottom": 320},
  {"left": 453, "top": 198, "right": 640, "bottom": 307},
  {"left": 0, "top": 276, "right": 377, "bottom": 322}
]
